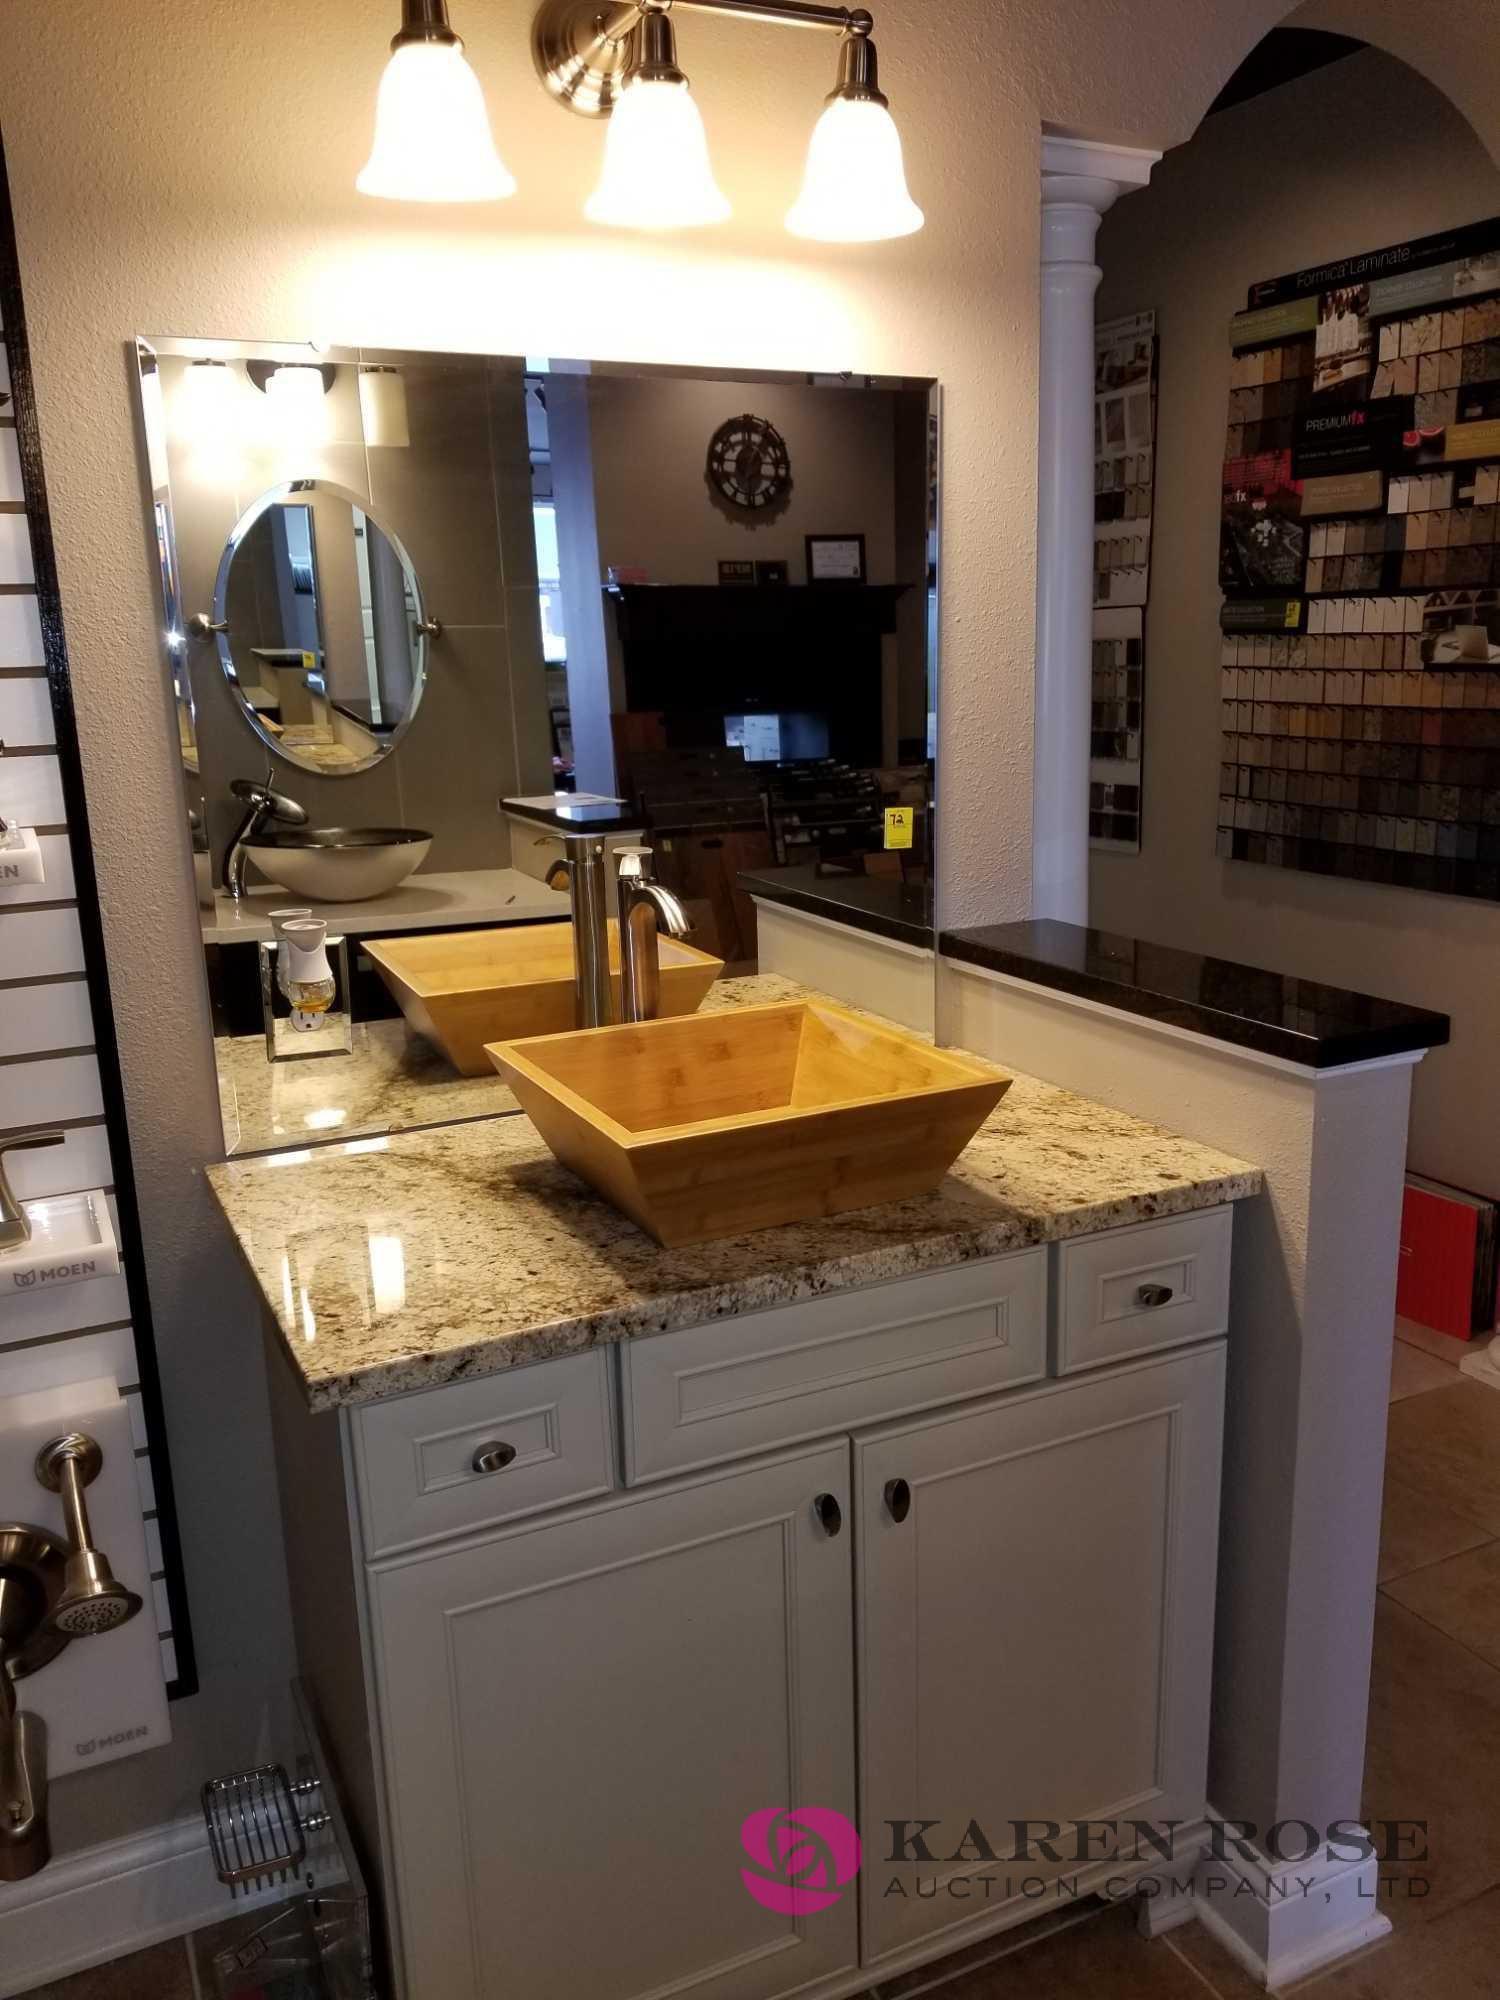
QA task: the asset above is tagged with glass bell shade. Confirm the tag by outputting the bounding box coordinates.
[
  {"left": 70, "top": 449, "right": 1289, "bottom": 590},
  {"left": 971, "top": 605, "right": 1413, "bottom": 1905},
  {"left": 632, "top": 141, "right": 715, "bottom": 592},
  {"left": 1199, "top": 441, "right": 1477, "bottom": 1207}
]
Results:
[
  {"left": 357, "top": 40, "right": 517, "bottom": 202},
  {"left": 786, "top": 95, "right": 924, "bottom": 243},
  {"left": 584, "top": 76, "right": 730, "bottom": 230},
  {"left": 358, "top": 366, "right": 411, "bottom": 448},
  {"left": 264, "top": 365, "right": 331, "bottom": 454}
]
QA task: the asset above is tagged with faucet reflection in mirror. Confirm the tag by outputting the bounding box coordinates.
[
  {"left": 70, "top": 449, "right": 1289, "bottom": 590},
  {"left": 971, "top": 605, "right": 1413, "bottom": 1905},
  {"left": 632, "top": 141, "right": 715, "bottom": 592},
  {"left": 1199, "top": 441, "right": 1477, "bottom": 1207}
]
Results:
[{"left": 357, "top": 0, "right": 924, "bottom": 242}]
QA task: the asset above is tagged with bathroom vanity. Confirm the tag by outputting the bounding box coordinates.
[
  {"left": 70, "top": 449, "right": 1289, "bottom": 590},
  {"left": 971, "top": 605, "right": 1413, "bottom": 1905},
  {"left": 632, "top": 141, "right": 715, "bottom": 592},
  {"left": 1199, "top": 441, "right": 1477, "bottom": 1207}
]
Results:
[{"left": 211, "top": 976, "right": 1259, "bottom": 2000}]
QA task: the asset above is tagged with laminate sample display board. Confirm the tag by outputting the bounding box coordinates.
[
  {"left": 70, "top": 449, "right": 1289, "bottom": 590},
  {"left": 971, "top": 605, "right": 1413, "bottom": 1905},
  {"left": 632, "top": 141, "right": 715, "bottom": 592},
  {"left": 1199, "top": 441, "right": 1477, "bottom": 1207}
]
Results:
[
  {"left": 1094, "top": 311, "right": 1157, "bottom": 853},
  {"left": 1218, "top": 218, "right": 1500, "bottom": 901}
]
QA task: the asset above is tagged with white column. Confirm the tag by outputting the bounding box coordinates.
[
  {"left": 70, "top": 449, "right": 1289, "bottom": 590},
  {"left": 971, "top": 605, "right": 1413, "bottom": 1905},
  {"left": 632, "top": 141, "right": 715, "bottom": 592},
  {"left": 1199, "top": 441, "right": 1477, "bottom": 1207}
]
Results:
[{"left": 1034, "top": 137, "right": 1158, "bottom": 923}]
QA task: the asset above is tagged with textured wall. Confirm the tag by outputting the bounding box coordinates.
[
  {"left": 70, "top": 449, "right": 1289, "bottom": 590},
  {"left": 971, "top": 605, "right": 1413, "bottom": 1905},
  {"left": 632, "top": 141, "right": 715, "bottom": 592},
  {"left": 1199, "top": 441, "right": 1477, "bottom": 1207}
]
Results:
[
  {"left": 0, "top": 0, "right": 1495, "bottom": 1858},
  {"left": 1092, "top": 48, "right": 1500, "bottom": 1194}
]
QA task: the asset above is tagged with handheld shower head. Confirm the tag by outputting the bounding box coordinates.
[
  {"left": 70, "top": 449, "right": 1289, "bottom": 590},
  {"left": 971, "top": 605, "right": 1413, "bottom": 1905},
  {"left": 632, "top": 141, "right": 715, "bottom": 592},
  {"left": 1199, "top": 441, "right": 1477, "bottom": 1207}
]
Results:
[{"left": 33, "top": 1436, "right": 143, "bottom": 1641}]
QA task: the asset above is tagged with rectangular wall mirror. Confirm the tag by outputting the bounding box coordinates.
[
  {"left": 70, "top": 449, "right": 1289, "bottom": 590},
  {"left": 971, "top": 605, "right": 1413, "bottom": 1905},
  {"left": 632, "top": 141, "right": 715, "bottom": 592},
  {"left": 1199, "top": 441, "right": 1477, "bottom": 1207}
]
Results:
[{"left": 134, "top": 342, "right": 939, "bottom": 1156}]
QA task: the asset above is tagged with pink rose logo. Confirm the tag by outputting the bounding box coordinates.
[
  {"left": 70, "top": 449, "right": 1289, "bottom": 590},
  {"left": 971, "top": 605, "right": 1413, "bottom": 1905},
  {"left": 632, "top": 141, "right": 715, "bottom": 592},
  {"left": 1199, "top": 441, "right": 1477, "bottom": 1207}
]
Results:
[{"left": 740, "top": 1806, "right": 861, "bottom": 1915}]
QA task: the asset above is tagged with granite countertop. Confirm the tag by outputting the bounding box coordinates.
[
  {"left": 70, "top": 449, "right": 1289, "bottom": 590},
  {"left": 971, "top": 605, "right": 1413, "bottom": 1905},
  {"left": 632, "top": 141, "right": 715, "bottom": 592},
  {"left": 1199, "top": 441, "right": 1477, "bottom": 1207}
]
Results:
[
  {"left": 217, "top": 1018, "right": 521, "bottom": 1157},
  {"left": 208, "top": 975, "right": 1262, "bottom": 1412}
]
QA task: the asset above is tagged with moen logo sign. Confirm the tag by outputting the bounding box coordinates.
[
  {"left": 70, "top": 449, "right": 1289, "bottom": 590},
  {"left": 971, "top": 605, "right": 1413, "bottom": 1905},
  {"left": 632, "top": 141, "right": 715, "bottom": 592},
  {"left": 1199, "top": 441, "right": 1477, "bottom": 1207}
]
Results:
[{"left": 10, "top": 1259, "right": 98, "bottom": 1289}]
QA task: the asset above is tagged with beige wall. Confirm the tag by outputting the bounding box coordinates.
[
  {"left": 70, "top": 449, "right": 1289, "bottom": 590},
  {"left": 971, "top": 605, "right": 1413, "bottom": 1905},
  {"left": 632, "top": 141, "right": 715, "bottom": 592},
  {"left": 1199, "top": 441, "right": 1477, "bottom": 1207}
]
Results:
[
  {"left": 1092, "top": 47, "right": 1500, "bottom": 1194},
  {"left": 587, "top": 375, "right": 903, "bottom": 585},
  {"left": 2, "top": 0, "right": 1499, "bottom": 1858}
]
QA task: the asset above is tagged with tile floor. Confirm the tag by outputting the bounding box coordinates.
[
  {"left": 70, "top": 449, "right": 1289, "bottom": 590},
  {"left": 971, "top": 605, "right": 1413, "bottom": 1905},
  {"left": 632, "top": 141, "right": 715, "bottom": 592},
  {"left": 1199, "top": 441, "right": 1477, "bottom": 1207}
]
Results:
[{"left": 19, "top": 1322, "right": 1500, "bottom": 2000}]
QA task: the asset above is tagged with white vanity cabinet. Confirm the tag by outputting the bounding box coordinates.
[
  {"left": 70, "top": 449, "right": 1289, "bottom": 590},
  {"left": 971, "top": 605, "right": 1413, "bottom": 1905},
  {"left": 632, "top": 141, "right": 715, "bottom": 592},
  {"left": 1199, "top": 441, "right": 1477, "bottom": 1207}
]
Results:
[
  {"left": 369, "top": 1443, "right": 859, "bottom": 2000},
  {"left": 855, "top": 1343, "right": 1225, "bottom": 1967},
  {"left": 272, "top": 1208, "right": 1234, "bottom": 2000}
]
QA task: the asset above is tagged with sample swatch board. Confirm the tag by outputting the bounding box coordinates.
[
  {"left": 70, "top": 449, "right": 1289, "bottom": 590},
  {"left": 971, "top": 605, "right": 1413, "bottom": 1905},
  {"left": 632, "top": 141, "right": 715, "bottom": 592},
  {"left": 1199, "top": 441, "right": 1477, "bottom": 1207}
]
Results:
[
  {"left": 1218, "top": 217, "right": 1500, "bottom": 901},
  {"left": 1094, "top": 310, "right": 1157, "bottom": 852}
]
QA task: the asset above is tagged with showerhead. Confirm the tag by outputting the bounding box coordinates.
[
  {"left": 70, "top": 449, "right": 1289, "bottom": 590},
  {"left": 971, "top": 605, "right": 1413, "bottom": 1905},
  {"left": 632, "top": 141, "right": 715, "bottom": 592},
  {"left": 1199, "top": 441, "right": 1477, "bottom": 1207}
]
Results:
[
  {"left": 48, "top": 1550, "right": 143, "bottom": 1638},
  {"left": 33, "top": 1434, "right": 144, "bottom": 1642}
]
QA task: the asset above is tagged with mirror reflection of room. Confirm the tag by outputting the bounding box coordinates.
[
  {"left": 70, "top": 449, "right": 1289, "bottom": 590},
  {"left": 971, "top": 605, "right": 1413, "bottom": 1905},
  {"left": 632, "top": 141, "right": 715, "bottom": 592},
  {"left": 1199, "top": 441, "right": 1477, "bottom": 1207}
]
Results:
[{"left": 137, "top": 345, "right": 936, "bottom": 1155}]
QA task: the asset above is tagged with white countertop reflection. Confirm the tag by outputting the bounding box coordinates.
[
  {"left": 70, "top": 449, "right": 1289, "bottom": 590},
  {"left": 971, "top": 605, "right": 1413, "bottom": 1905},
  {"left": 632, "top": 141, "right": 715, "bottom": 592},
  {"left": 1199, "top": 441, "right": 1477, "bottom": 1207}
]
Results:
[{"left": 201, "top": 867, "right": 569, "bottom": 944}]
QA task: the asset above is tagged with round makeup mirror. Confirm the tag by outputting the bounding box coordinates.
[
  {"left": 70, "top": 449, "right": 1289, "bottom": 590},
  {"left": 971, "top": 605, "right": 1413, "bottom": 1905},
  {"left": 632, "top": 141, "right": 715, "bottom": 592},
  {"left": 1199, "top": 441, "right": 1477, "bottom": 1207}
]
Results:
[{"left": 208, "top": 481, "right": 432, "bottom": 776}]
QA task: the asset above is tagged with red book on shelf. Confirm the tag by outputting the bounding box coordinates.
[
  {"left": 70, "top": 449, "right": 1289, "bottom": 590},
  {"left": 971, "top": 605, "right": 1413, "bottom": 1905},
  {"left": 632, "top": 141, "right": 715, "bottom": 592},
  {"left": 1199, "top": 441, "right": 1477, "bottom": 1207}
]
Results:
[{"left": 1397, "top": 1176, "right": 1499, "bottom": 1340}]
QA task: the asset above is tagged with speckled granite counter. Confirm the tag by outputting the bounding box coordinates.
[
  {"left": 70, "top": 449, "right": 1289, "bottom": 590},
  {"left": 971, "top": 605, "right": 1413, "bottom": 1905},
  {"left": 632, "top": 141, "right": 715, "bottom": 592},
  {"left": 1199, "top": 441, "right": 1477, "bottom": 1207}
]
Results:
[
  {"left": 208, "top": 976, "right": 1261, "bottom": 1412},
  {"left": 217, "top": 1019, "right": 521, "bottom": 1157}
]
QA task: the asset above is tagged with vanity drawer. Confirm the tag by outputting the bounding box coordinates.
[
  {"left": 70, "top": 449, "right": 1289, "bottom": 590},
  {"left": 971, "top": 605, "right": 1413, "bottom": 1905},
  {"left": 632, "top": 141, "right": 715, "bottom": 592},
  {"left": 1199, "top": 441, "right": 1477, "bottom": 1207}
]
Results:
[
  {"left": 1052, "top": 1207, "right": 1232, "bottom": 1375},
  {"left": 352, "top": 1349, "right": 617, "bottom": 1557},
  {"left": 620, "top": 1249, "right": 1046, "bottom": 1484}
]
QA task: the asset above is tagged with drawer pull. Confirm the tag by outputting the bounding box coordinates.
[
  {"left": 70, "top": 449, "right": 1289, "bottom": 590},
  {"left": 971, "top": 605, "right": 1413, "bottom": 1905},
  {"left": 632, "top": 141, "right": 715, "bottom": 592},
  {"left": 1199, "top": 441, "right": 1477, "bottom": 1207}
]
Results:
[
  {"left": 813, "top": 1492, "right": 843, "bottom": 1537},
  {"left": 1136, "top": 1283, "right": 1175, "bottom": 1310},
  {"left": 472, "top": 1441, "right": 518, "bottom": 1476},
  {"left": 884, "top": 1478, "right": 912, "bottom": 1524}
]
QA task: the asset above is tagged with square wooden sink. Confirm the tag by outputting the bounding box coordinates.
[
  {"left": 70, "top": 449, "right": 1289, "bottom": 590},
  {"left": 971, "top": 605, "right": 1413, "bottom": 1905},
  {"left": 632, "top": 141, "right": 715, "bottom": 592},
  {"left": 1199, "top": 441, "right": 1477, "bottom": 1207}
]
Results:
[
  {"left": 365, "top": 924, "right": 724, "bottom": 1077},
  {"left": 487, "top": 1000, "right": 1012, "bottom": 1246}
]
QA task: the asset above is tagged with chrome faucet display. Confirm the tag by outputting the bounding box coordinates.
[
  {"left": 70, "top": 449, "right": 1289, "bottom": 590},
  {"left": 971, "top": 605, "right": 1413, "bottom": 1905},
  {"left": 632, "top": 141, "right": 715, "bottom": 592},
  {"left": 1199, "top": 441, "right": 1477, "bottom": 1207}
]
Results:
[
  {"left": 0, "top": 1434, "right": 144, "bottom": 1880},
  {"left": 224, "top": 768, "right": 309, "bottom": 902},
  {"left": 615, "top": 845, "right": 693, "bottom": 1024}
]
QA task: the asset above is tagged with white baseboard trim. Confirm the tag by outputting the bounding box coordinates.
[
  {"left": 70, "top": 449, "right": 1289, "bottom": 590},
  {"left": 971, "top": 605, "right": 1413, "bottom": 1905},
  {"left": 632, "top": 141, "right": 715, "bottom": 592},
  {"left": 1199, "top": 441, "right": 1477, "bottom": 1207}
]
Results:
[
  {"left": 1191, "top": 1815, "right": 1392, "bottom": 1991},
  {"left": 0, "top": 1812, "right": 280, "bottom": 1998}
]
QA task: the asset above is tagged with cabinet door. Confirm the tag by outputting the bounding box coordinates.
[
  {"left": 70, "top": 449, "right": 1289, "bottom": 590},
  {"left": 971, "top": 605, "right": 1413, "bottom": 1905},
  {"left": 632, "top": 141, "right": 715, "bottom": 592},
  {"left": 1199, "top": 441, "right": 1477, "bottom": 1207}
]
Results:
[
  {"left": 855, "top": 1344, "right": 1225, "bottom": 1967},
  {"left": 370, "top": 1442, "right": 858, "bottom": 2000}
]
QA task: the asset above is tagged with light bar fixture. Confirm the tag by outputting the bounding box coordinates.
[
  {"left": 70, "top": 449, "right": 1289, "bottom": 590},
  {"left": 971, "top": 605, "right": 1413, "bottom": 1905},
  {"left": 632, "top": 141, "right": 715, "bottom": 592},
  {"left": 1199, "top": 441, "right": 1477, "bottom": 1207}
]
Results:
[
  {"left": 532, "top": 0, "right": 924, "bottom": 241},
  {"left": 359, "top": 0, "right": 518, "bottom": 203}
]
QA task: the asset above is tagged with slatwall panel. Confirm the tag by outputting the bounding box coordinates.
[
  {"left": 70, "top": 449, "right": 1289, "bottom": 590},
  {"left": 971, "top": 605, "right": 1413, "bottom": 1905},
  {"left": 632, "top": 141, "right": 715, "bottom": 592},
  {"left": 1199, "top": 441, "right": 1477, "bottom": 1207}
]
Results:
[{"left": 0, "top": 143, "right": 193, "bottom": 1694}]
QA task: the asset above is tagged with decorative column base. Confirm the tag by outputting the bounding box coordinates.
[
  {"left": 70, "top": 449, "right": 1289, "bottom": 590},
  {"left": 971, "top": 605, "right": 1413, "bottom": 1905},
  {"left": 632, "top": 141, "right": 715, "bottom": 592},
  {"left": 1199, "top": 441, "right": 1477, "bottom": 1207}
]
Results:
[
  {"left": 1193, "top": 1818, "right": 1391, "bottom": 1990},
  {"left": 1460, "top": 1332, "right": 1500, "bottom": 1391}
]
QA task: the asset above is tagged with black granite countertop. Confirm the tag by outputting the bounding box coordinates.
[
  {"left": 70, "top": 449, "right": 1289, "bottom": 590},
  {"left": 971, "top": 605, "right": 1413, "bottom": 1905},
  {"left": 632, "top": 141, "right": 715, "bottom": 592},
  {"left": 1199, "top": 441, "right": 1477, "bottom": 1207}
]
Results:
[
  {"left": 740, "top": 865, "right": 934, "bottom": 948},
  {"left": 940, "top": 920, "right": 1450, "bottom": 1069}
]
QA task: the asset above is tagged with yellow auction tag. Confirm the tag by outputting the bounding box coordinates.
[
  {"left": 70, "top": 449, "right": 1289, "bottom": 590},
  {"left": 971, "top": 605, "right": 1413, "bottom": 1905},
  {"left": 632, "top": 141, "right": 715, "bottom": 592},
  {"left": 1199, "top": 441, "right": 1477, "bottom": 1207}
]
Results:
[
  {"left": 884, "top": 807, "right": 914, "bottom": 851},
  {"left": 302, "top": 651, "right": 317, "bottom": 670},
  {"left": 1283, "top": 601, "right": 1301, "bottom": 631}
]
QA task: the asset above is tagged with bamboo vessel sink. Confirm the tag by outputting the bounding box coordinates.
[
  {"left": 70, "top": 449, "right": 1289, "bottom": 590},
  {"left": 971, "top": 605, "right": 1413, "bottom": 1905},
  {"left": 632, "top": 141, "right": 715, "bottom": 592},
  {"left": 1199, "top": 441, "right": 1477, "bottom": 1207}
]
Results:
[
  {"left": 487, "top": 1000, "right": 1012, "bottom": 1246},
  {"left": 364, "top": 923, "right": 724, "bottom": 1077}
]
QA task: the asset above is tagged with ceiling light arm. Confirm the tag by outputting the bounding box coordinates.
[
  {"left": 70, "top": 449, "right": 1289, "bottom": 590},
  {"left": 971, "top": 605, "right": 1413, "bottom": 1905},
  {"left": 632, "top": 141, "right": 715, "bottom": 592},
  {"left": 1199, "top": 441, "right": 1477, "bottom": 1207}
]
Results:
[
  {"left": 533, "top": 0, "right": 883, "bottom": 116},
  {"left": 666, "top": 0, "right": 874, "bottom": 35}
]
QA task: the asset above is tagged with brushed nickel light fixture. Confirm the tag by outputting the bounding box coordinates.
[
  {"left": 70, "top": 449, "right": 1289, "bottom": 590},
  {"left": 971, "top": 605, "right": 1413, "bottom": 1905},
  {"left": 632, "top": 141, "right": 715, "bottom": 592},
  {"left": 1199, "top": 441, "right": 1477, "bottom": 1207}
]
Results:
[
  {"left": 532, "top": 0, "right": 923, "bottom": 241},
  {"left": 359, "top": 0, "right": 518, "bottom": 203}
]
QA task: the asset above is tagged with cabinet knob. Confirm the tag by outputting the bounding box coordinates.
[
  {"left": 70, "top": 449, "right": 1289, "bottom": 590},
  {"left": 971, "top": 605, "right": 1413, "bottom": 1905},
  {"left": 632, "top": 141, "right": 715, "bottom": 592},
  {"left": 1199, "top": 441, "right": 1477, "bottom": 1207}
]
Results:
[
  {"left": 472, "top": 1441, "right": 518, "bottom": 1476},
  {"left": 813, "top": 1492, "right": 843, "bottom": 1537},
  {"left": 884, "top": 1478, "right": 912, "bottom": 1524},
  {"left": 1136, "top": 1283, "right": 1175, "bottom": 1310}
]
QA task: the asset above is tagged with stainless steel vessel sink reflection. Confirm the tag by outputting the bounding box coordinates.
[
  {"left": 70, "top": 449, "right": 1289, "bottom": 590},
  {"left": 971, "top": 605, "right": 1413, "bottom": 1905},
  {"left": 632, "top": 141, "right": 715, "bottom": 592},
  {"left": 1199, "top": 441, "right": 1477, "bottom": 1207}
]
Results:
[{"left": 244, "top": 827, "right": 433, "bottom": 903}]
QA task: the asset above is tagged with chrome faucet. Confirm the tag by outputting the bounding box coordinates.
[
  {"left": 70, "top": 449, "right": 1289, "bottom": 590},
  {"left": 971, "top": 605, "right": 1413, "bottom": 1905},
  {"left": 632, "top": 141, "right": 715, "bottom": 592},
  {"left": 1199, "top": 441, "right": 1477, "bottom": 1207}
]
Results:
[
  {"left": 615, "top": 846, "right": 693, "bottom": 1025},
  {"left": 545, "top": 835, "right": 614, "bottom": 1028},
  {"left": 0, "top": 1132, "right": 64, "bottom": 1252},
  {"left": 223, "top": 768, "right": 308, "bottom": 902}
]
